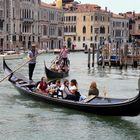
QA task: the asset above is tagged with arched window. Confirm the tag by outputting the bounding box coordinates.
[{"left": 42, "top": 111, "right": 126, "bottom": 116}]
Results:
[
  {"left": 74, "top": 26, "right": 76, "bottom": 32},
  {"left": 83, "top": 26, "right": 86, "bottom": 33},
  {"left": 91, "top": 26, "right": 93, "bottom": 33},
  {"left": 69, "top": 26, "right": 70, "bottom": 32},
  {"left": 100, "top": 26, "right": 105, "bottom": 34},
  {"left": 65, "top": 26, "right": 68, "bottom": 32},
  {"left": 71, "top": 26, "right": 73, "bottom": 32}
]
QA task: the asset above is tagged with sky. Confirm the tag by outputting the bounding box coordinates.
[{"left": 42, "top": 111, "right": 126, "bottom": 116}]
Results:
[{"left": 41, "top": 0, "right": 140, "bottom": 14}]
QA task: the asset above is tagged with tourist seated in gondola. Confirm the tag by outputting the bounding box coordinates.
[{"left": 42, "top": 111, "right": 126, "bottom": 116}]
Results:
[
  {"left": 59, "top": 79, "right": 70, "bottom": 98},
  {"left": 48, "top": 79, "right": 62, "bottom": 97},
  {"left": 36, "top": 76, "right": 48, "bottom": 94},
  {"left": 50, "top": 61, "right": 62, "bottom": 73},
  {"left": 63, "top": 79, "right": 81, "bottom": 101},
  {"left": 88, "top": 81, "right": 99, "bottom": 96},
  {"left": 59, "top": 62, "right": 69, "bottom": 72}
]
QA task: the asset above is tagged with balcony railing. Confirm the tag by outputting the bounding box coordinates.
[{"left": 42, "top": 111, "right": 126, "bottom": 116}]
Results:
[
  {"left": 49, "top": 35, "right": 57, "bottom": 39},
  {"left": 64, "top": 32, "right": 76, "bottom": 36},
  {"left": 50, "top": 20, "right": 58, "bottom": 24},
  {"left": 21, "top": 18, "right": 34, "bottom": 23}
]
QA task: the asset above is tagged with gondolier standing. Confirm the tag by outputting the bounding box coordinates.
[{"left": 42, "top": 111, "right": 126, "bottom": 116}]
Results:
[
  {"left": 59, "top": 45, "right": 69, "bottom": 66},
  {"left": 28, "top": 44, "right": 38, "bottom": 82}
]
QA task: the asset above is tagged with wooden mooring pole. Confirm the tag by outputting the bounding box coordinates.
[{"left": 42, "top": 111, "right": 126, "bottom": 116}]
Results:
[
  {"left": 88, "top": 48, "right": 91, "bottom": 69},
  {"left": 102, "top": 45, "right": 105, "bottom": 68},
  {"left": 124, "top": 44, "right": 128, "bottom": 69},
  {"left": 92, "top": 44, "right": 95, "bottom": 67},
  {"left": 119, "top": 48, "right": 123, "bottom": 70}
]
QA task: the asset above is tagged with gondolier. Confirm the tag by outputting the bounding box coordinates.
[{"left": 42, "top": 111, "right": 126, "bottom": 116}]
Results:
[
  {"left": 28, "top": 44, "right": 38, "bottom": 82},
  {"left": 59, "top": 45, "right": 69, "bottom": 66}
]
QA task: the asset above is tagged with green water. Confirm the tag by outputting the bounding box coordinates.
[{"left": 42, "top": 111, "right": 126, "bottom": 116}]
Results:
[{"left": 0, "top": 52, "right": 139, "bottom": 140}]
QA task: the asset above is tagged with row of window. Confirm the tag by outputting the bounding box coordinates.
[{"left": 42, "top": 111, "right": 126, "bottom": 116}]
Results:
[
  {"left": 42, "top": 25, "right": 62, "bottom": 36},
  {"left": 64, "top": 26, "right": 76, "bottom": 33},
  {"left": 19, "top": 9, "right": 34, "bottom": 19},
  {"left": 40, "top": 9, "right": 63, "bottom": 22},
  {"left": 71, "top": 36, "right": 98, "bottom": 42},
  {"left": 3, "top": 35, "right": 38, "bottom": 43},
  {"left": 19, "top": 0, "right": 39, "bottom": 3},
  {"left": 64, "top": 15, "right": 110, "bottom": 22},
  {"left": 112, "top": 21, "right": 129, "bottom": 28},
  {"left": 64, "top": 25, "right": 108, "bottom": 34},
  {"left": 112, "top": 30, "right": 129, "bottom": 37},
  {"left": 63, "top": 16, "right": 76, "bottom": 22},
  {"left": 12, "top": 8, "right": 63, "bottom": 22}
]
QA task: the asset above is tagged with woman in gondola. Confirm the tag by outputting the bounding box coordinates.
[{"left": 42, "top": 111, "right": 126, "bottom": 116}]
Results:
[
  {"left": 50, "top": 61, "right": 62, "bottom": 72},
  {"left": 36, "top": 77, "right": 48, "bottom": 94},
  {"left": 88, "top": 81, "right": 99, "bottom": 96},
  {"left": 48, "top": 79, "right": 62, "bottom": 97},
  {"left": 64, "top": 79, "right": 81, "bottom": 101}
]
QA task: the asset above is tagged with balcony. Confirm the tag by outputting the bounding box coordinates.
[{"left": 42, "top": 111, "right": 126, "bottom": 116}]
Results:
[
  {"left": 49, "top": 35, "right": 57, "bottom": 39},
  {"left": 64, "top": 32, "right": 76, "bottom": 36},
  {"left": 21, "top": 18, "right": 34, "bottom": 23},
  {"left": 22, "top": 32, "right": 32, "bottom": 35},
  {"left": 50, "top": 20, "right": 58, "bottom": 25}
]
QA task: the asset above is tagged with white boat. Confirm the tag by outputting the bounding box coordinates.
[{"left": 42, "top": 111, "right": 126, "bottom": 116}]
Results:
[
  {"left": 38, "top": 49, "right": 46, "bottom": 54},
  {"left": 0, "top": 51, "right": 25, "bottom": 60},
  {"left": 53, "top": 48, "right": 61, "bottom": 54}
]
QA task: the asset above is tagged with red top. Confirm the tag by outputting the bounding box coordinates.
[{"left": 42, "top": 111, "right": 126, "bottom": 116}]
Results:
[{"left": 39, "top": 81, "right": 48, "bottom": 91}]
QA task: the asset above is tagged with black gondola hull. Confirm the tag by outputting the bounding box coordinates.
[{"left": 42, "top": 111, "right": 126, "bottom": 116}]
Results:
[
  {"left": 3, "top": 58, "right": 140, "bottom": 116},
  {"left": 13, "top": 84, "right": 140, "bottom": 116},
  {"left": 45, "top": 65, "right": 69, "bottom": 79}
]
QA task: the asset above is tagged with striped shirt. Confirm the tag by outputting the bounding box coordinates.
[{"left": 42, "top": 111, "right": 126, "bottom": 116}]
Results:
[{"left": 28, "top": 50, "right": 38, "bottom": 64}]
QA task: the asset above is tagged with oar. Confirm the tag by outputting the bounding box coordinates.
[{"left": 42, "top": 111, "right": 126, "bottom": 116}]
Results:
[
  {"left": 0, "top": 52, "right": 42, "bottom": 83},
  {"left": 49, "top": 55, "right": 62, "bottom": 69}
]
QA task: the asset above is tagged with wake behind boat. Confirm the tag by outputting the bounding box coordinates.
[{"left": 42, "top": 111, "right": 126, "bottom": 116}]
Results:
[{"left": 3, "top": 58, "right": 140, "bottom": 116}]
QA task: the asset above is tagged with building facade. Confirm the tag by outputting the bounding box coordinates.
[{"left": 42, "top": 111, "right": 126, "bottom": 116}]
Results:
[
  {"left": 64, "top": 4, "right": 111, "bottom": 50},
  {"left": 2, "top": 0, "right": 41, "bottom": 51},
  {"left": 0, "top": 0, "right": 64, "bottom": 52},
  {"left": 110, "top": 13, "right": 129, "bottom": 49},
  {"left": 40, "top": 2, "right": 64, "bottom": 51},
  {"left": 0, "top": 0, "right": 5, "bottom": 51}
]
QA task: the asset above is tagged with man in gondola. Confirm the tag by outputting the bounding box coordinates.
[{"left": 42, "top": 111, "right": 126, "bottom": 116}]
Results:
[{"left": 28, "top": 44, "right": 38, "bottom": 83}]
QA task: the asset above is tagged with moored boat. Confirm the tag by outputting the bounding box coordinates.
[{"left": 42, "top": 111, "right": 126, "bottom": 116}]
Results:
[
  {"left": 3, "top": 58, "right": 140, "bottom": 116},
  {"left": 53, "top": 49, "right": 61, "bottom": 54},
  {"left": 0, "top": 51, "right": 25, "bottom": 60}
]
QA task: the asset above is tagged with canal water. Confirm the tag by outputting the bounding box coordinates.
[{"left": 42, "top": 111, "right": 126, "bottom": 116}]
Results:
[{"left": 0, "top": 52, "right": 140, "bottom": 140}]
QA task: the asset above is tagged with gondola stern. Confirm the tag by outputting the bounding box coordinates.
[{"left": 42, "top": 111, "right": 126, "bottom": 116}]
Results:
[{"left": 3, "top": 57, "right": 12, "bottom": 74}]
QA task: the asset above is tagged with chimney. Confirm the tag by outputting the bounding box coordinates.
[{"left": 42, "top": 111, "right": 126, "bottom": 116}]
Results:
[
  {"left": 133, "top": 10, "right": 135, "bottom": 17},
  {"left": 105, "top": 7, "right": 107, "bottom": 11}
]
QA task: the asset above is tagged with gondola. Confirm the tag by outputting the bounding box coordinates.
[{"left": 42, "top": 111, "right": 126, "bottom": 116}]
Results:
[
  {"left": 44, "top": 62, "right": 69, "bottom": 79},
  {"left": 3, "top": 58, "right": 140, "bottom": 116}
]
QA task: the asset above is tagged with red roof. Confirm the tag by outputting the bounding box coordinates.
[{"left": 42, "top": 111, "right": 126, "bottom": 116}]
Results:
[{"left": 65, "top": 4, "right": 108, "bottom": 13}]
